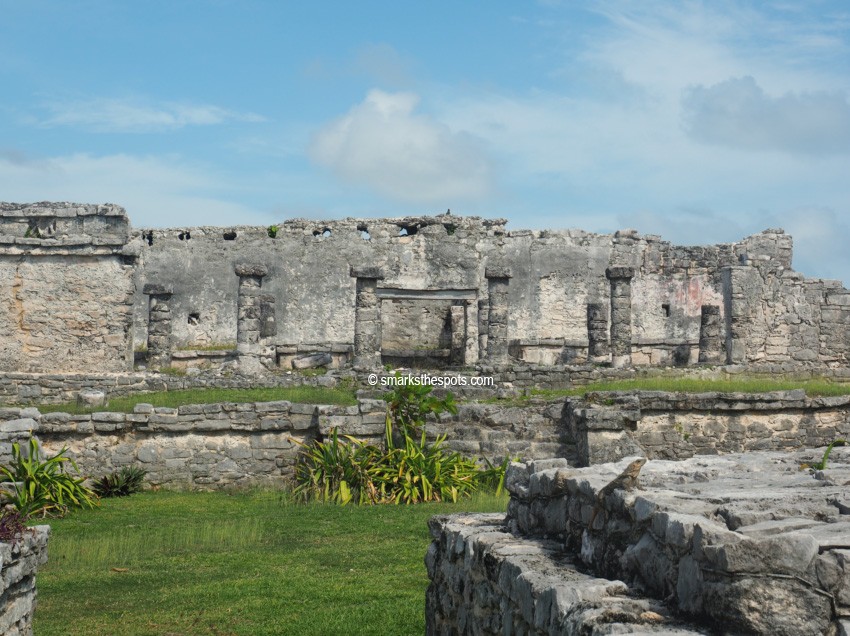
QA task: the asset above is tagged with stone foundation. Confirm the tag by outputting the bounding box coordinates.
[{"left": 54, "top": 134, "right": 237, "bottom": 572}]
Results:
[
  {"left": 427, "top": 449, "right": 850, "bottom": 635},
  {"left": 0, "top": 526, "right": 50, "bottom": 636}
]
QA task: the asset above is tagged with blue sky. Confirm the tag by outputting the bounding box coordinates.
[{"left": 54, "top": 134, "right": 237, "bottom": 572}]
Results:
[{"left": 2, "top": 1, "right": 849, "bottom": 282}]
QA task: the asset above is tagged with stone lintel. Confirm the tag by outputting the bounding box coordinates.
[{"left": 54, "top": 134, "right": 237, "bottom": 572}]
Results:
[
  {"left": 485, "top": 266, "right": 512, "bottom": 279},
  {"left": 142, "top": 283, "right": 173, "bottom": 296},
  {"left": 235, "top": 263, "right": 269, "bottom": 277},
  {"left": 605, "top": 266, "right": 635, "bottom": 280},
  {"left": 349, "top": 266, "right": 385, "bottom": 280}
]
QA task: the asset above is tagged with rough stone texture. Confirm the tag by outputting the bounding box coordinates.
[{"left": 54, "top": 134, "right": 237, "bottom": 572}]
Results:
[
  {"left": 501, "top": 449, "right": 850, "bottom": 635},
  {"left": 697, "top": 305, "right": 723, "bottom": 363},
  {"left": 352, "top": 272, "right": 383, "bottom": 369},
  {"left": 485, "top": 269, "right": 511, "bottom": 365},
  {"left": 0, "top": 203, "right": 134, "bottom": 373},
  {"left": 143, "top": 286, "right": 173, "bottom": 368},
  {"left": 0, "top": 526, "right": 50, "bottom": 636},
  {"left": 567, "top": 390, "right": 850, "bottom": 465},
  {"left": 586, "top": 303, "right": 609, "bottom": 359},
  {"left": 124, "top": 213, "right": 850, "bottom": 369},
  {"left": 0, "top": 397, "right": 574, "bottom": 488},
  {"left": 235, "top": 265, "right": 275, "bottom": 372},
  {"left": 426, "top": 513, "right": 704, "bottom": 635},
  {"left": 607, "top": 266, "right": 634, "bottom": 368}
]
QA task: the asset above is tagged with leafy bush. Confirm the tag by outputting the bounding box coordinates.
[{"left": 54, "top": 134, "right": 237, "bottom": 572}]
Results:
[
  {"left": 92, "top": 466, "right": 147, "bottom": 498},
  {"left": 383, "top": 377, "right": 456, "bottom": 437},
  {"left": 373, "top": 422, "right": 479, "bottom": 504},
  {"left": 293, "top": 429, "right": 382, "bottom": 505},
  {"left": 294, "top": 379, "right": 507, "bottom": 505},
  {"left": 0, "top": 439, "right": 97, "bottom": 517},
  {"left": 0, "top": 508, "right": 28, "bottom": 545}
]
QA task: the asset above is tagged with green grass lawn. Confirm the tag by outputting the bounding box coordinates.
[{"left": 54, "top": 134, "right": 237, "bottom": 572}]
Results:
[
  {"left": 34, "top": 491, "right": 507, "bottom": 636},
  {"left": 510, "top": 376, "right": 850, "bottom": 402},
  {"left": 34, "top": 385, "right": 358, "bottom": 415}
]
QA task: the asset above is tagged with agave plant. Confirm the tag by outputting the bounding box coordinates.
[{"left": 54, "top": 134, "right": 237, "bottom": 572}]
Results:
[
  {"left": 0, "top": 438, "right": 97, "bottom": 517},
  {"left": 292, "top": 429, "right": 382, "bottom": 505},
  {"left": 92, "top": 466, "right": 147, "bottom": 498}
]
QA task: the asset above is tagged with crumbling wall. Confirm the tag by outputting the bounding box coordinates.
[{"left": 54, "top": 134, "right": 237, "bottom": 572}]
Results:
[
  {"left": 567, "top": 390, "right": 850, "bottom": 465},
  {"left": 0, "top": 525, "right": 50, "bottom": 636},
  {"left": 500, "top": 450, "right": 850, "bottom": 635},
  {"left": 4, "top": 202, "right": 850, "bottom": 372},
  {"left": 0, "top": 203, "right": 136, "bottom": 373}
]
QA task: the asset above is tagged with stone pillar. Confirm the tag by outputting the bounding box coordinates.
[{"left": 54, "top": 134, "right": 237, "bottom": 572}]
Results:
[
  {"left": 698, "top": 305, "right": 723, "bottom": 364},
  {"left": 449, "top": 305, "right": 466, "bottom": 365},
  {"left": 477, "top": 299, "right": 489, "bottom": 361},
  {"left": 143, "top": 283, "right": 173, "bottom": 368},
  {"left": 606, "top": 267, "right": 634, "bottom": 368},
  {"left": 586, "top": 303, "right": 609, "bottom": 360},
  {"left": 485, "top": 267, "right": 511, "bottom": 365},
  {"left": 235, "top": 264, "right": 274, "bottom": 373},
  {"left": 350, "top": 266, "right": 385, "bottom": 369},
  {"left": 722, "top": 266, "right": 760, "bottom": 364},
  {"left": 464, "top": 299, "right": 479, "bottom": 363}
]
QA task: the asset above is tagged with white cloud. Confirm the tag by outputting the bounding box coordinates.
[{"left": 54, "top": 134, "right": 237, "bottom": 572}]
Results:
[
  {"left": 309, "top": 89, "right": 493, "bottom": 203},
  {"left": 0, "top": 151, "right": 268, "bottom": 227},
  {"left": 39, "top": 98, "right": 265, "bottom": 133},
  {"left": 682, "top": 76, "right": 850, "bottom": 154}
]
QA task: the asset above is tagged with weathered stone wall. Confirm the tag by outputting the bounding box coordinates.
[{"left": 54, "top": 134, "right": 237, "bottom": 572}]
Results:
[
  {"left": 3, "top": 203, "right": 848, "bottom": 372},
  {"left": 0, "top": 526, "right": 50, "bottom": 636},
  {"left": 133, "top": 214, "right": 845, "bottom": 368},
  {"left": 425, "top": 512, "right": 703, "bottom": 635},
  {"left": 0, "top": 203, "right": 136, "bottom": 373},
  {"left": 499, "top": 450, "right": 850, "bottom": 635},
  {"left": 568, "top": 390, "right": 850, "bottom": 465},
  {"left": 427, "top": 450, "right": 850, "bottom": 635},
  {"left": 0, "top": 398, "right": 574, "bottom": 488}
]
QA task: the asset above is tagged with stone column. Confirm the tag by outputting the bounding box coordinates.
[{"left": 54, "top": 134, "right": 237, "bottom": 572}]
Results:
[
  {"left": 477, "top": 299, "right": 489, "bottom": 361},
  {"left": 698, "top": 305, "right": 723, "bottom": 364},
  {"left": 449, "top": 305, "right": 466, "bottom": 365},
  {"left": 235, "top": 264, "right": 274, "bottom": 373},
  {"left": 464, "top": 299, "right": 479, "bottom": 363},
  {"left": 143, "top": 283, "right": 173, "bottom": 368},
  {"left": 485, "top": 267, "right": 511, "bottom": 365},
  {"left": 586, "top": 303, "right": 609, "bottom": 360},
  {"left": 606, "top": 267, "right": 634, "bottom": 368},
  {"left": 350, "top": 266, "right": 385, "bottom": 369}
]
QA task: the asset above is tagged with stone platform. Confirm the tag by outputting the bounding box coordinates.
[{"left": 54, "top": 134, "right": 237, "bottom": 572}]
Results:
[{"left": 427, "top": 448, "right": 850, "bottom": 635}]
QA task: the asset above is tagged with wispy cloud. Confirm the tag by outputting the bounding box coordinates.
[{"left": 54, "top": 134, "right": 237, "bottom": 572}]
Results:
[
  {"left": 0, "top": 151, "right": 268, "bottom": 226},
  {"left": 309, "top": 89, "right": 493, "bottom": 203},
  {"left": 38, "top": 98, "right": 265, "bottom": 133},
  {"left": 682, "top": 76, "right": 850, "bottom": 154}
]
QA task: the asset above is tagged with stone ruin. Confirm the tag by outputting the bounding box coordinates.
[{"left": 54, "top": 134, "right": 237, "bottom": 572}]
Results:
[
  {"left": 1, "top": 201, "right": 850, "bottom": 634},
  {"left": 427, "top": 446, "right": 850, "bottom": 635},
  {"left": 3, "top": 201, "right": 850, "bottom": 376}
]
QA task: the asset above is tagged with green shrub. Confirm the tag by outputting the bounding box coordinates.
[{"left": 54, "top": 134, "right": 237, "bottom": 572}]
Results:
[
  {"left": 293, "top": 429, "right": 382, "bottom": 505},
  {"left": 294, "top": 380, "right": 504, "bottom": 505},
  {"left": 373, "top": 422, "right": 479, "bottom": 504},
  {"left": 91, "top": 466, "right": 147, "bottom": 498},
  {"left": 383, "top": 376, "right": 456, "bottom": 437},
  {"left": 0, "top": 439, "right": 97, "bottom": 517}
]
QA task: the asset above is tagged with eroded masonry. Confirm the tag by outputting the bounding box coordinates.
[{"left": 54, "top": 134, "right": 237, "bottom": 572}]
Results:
[
  {"left": 2, "top": 202, "right": 850, "bottom": 635},
  {"left": 3, "top": 202, "right": 850, "bottom": 375}
]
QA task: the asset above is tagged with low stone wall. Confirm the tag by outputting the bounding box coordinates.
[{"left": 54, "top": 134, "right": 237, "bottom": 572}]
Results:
[
  {"left": 0, "top": 399, "right": 571, "bottom": 488},
  {"left": 0, "top": 401, "right": 385, "bottom": 488},
  {"left": 426, "top": 514, "right": 703, "bottom": 635},
  {"left": 568, "top": 389, "right": 850, "bottom": 465},
  {"left": 0, "top": 525, "right": 50, "bottom": 636},
  {"left": 0, "top": 370, "right": 344, "bottom": 406},
  {"left": 427, "top": 450, "right": 850, "bottom": 635}
]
